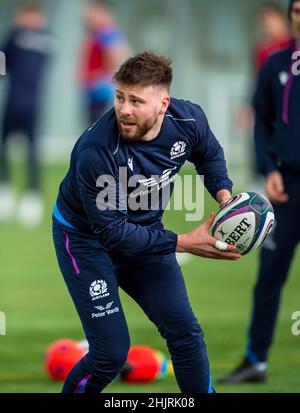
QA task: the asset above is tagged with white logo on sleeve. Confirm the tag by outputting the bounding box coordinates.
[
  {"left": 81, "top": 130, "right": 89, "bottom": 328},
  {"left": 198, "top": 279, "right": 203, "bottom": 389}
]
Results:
[
  {"left": 89, "top": 280, "right": 110, "bottom": 301},
  {"left": 170, "top": 141, "right": 186, "bottom": 159},
  {"left": 279, "top": 71, "right": 289, "bottom": 86},
  {"left": 128, "top": 157, "right": 134, "bottom": 172}
]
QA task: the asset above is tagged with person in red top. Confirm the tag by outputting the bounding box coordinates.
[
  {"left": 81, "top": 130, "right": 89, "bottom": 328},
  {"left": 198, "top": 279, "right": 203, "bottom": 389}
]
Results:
[
  {"left": 79, "top": 1, "right": 131, "bottom": 124},
  {"left": 253, "top": 3, "right": 292, "bottom": 74},
  {"left": 236, "top": 3, "right": 292, "bottom": 191}
]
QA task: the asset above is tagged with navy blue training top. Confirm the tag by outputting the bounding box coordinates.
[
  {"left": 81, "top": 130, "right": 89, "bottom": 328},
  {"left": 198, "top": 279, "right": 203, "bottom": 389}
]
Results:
[
  {"left": 54, "top": 98, "right": 233, "bottom": 255},
  {"left": 2, "top": 29, "right": 52, "bottom": 111},
  {"left": 253, "top": 39, "right": 300, "bottom": 175}
]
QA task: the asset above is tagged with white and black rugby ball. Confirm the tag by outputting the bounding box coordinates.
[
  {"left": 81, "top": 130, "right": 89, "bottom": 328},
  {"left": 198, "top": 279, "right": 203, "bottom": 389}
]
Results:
[{"left": 212, "top": 192, "right": 275, "bottom": 255}]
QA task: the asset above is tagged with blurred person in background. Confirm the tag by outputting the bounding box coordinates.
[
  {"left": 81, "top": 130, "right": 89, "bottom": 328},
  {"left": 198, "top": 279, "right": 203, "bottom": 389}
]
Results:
[
  {"left": 79, "top": 1, "right": 131, "bottom": 124},
  {"left": 0, "top": 4, "right": 53, "bottom": 227},
  {"left": 254, "top": 2, "right": 291, "bottom": 74},
  {"left": 219, "top": 0, "right": 300, "bottom": 384},
  {"left": 236, "top": 2, "right": 291, "bottom": 191}
]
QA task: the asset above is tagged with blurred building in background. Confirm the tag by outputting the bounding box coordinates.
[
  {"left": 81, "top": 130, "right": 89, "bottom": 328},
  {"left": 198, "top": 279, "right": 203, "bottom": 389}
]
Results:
[{"left": 0, "top": 0, "right": 288, "bottom": 187}]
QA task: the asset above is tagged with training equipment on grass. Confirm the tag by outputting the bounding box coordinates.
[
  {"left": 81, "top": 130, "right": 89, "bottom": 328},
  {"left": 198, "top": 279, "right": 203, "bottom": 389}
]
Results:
[
  {"left": 44, "top": 339, "right": 87, "bottom": 381},
  {"left": 120, "top": 345, "right": 169, "bottom": 383},
  {"left": 153, "top": 350, "right": 169, "bottom": 380},
  {"left": 212, "top": 192, "right": 274, "bottom": 255}
]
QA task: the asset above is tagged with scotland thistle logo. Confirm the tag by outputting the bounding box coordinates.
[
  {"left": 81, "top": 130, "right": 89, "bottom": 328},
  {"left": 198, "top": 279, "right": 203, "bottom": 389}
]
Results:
[
  {"left": 170, "top": 141, "right": 186, "bottom": 159},
  {"left": 89, "top": 280, "right": 108, "bottom": 299}
]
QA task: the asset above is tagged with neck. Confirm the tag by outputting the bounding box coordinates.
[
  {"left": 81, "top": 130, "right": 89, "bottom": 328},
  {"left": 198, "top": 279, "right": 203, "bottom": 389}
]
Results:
[
  {"left": 271, "top": 30, "right": 289, "bottom": 42},
  {"left": 140, "top": 114, "right": 165, "bottom": 142}
]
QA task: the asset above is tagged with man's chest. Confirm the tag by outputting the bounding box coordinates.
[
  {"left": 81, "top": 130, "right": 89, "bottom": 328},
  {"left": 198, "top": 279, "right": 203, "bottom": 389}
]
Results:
[{"left": 115, "top": 135, "right": 194, "bottom": 200}]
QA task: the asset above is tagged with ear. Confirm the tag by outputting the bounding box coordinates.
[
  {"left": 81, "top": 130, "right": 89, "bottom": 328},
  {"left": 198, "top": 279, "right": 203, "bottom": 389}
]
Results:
[{"left": 159, "top": 95, "right": 170, "bottom": 115}]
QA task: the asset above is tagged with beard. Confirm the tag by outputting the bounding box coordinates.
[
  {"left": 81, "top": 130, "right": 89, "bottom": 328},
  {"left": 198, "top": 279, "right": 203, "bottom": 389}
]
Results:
[{"left": 116, "top": 114, "right": 159, "bottom": 142}]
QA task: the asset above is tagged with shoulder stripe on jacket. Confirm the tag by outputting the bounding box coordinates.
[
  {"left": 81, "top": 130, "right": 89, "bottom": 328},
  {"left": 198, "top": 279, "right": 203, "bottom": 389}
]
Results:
[{"left": 166, "top": 115, "right": 196, "bottom": 122}]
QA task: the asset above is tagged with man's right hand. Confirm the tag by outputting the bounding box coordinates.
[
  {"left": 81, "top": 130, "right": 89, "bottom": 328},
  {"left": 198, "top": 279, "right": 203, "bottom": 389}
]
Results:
[
  {"left": 266, "top": 171, "right": 289, "bottom": 204},
  {"left": 176, "top": 213, "right": 241, "bottom": 261}
]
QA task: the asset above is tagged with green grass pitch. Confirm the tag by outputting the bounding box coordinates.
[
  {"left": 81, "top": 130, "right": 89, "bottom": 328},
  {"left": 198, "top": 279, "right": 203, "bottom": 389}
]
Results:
[{"left": 0, "top": 163, "right": 299, "bottom": 393}]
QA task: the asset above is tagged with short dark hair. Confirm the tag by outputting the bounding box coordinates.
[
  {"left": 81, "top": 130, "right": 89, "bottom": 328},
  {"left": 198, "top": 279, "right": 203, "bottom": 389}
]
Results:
[
  {"left": 19, "top": 3, "right": 43, "bottom": 14},
  {"left": 259, "top": 2, "right": 286, "bottom": 18},
  {"left": 113, "top": 51, "right": 173, "bottom": 91}
]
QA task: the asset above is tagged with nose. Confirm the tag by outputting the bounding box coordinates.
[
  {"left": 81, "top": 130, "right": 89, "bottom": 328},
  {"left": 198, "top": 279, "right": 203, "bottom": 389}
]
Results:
[{"left": 119, "top": 101, "right": 132, "bottom": 117}]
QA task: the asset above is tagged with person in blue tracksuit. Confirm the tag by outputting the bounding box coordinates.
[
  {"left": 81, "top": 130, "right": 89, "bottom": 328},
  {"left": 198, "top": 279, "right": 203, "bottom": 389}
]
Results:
[
  {"left": 219, "top": 0, "right": 300, "bottom": 384},
  {"left": 0, "top": 5, "right": 52, "bottom": 225},
  {"left": 52, "top": 51, "right": 241, "bottom": 393}
]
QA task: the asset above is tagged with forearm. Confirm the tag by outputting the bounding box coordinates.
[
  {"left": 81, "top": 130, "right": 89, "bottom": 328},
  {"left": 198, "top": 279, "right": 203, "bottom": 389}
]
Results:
[
  {"left": 176, "top": 234, "right": 189, "bottom": 253},
  {"left": 96, "top": 219, "right": 178, "bottom": 255}
]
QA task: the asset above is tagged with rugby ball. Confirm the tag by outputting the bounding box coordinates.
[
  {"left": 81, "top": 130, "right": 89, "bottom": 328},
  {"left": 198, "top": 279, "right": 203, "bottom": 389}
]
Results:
[{"left": 212, "top": 192, "right": 274, "bottom": 255}]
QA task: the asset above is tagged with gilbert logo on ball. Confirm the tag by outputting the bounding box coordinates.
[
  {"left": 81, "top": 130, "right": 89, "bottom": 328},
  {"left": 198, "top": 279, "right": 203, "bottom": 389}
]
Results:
[{"left": 212, "top": 192, "right": 274, "bottom": 255}]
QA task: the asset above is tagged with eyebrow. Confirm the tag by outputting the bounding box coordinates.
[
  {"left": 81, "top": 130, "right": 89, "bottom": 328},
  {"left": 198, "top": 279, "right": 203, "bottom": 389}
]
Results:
[{"left": 116, "top": 90, "right": 146, "bottom": 102}]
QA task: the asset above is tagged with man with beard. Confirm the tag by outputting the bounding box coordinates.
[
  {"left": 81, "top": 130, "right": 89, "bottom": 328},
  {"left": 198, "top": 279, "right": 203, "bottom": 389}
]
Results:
[{"left": 52, "top": 51, "right": 241, "bottom": 393}]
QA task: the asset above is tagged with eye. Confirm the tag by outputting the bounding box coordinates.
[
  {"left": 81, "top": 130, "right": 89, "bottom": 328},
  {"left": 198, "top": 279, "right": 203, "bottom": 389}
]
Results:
[
  {"left": 116, "top": 95, "right": 124, "bottom": 102},
  {"left": 131, "top": 99, "right": 142, "bottom": 106}
]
